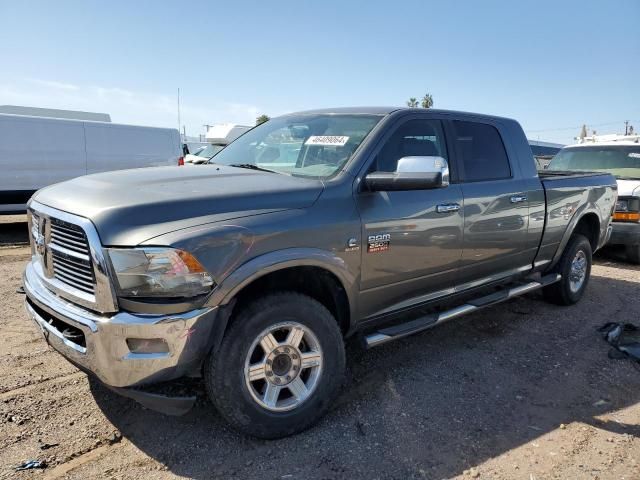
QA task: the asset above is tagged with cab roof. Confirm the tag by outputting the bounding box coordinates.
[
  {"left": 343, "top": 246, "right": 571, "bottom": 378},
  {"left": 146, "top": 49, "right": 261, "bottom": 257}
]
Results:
[{"left": 285, "top": 106, "right": 517, "bottom": 123}]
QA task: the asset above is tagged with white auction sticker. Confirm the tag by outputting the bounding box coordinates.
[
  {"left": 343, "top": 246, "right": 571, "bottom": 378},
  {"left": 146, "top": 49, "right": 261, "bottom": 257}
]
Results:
[
  {"left": 628, "top": 153, "right": 640, "bottom": 158},
  {"left": 305, "top": 135, "right": 349, "bottom": 146}
]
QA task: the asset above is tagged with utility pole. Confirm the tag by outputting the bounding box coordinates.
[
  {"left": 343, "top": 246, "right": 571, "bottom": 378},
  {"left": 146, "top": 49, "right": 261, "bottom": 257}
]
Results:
[
  {"left": 625, "top": 120, "right": 629, "bottom": 136},
  {"left": 177, "top": 87, "right": 182, "bottom": 136}
]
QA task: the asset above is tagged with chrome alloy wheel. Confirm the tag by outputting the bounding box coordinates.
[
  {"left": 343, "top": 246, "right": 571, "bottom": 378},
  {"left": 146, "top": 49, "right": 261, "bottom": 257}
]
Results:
[
  {"left": 568, "top": 250, "right": 587, "bottom": 293},
  {"left": 244, "top": 322, "right": 323, "bottom": 412}
]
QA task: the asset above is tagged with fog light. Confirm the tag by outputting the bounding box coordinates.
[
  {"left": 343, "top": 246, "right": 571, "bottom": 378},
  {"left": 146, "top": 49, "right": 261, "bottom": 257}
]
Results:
[{"left": 127, "top": 338, "right": 170, "bottom": 354}]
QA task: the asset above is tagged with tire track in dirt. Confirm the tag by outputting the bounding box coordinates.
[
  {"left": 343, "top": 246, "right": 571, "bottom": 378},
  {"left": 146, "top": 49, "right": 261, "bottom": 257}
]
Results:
[{"left": 0, "top": 372, "right": 85, "bottom": 400}]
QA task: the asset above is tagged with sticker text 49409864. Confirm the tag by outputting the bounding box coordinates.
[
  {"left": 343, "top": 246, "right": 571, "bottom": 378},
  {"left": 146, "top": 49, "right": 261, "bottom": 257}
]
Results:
[{"left": 305, "top": 136, "right": 350, "bottom": 147}]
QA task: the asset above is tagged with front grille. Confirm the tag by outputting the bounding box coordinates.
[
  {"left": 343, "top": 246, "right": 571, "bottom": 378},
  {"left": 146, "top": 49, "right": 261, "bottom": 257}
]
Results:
[{"left": 49, "top": 218, "right": 95, "bottom": 295}]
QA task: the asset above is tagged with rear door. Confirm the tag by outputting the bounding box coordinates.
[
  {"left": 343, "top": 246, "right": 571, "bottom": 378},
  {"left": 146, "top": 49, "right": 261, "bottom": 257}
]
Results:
[
  {"left": 356, "top": 116, "right": 464, "bottom": 319},
  {"left": 449, "top": 119, "right": 531, "bottom": 284}
]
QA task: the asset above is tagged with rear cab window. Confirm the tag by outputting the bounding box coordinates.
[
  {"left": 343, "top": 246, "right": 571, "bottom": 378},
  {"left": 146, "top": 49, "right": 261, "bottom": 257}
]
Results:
[{"left": 451, "top": 120, "right": 511, "bottom": 182}]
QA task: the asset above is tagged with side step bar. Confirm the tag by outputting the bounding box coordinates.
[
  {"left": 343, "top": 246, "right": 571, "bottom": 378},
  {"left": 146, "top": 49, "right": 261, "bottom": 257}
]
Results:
[{"left": 364, "top": 273, "right": 561, "bottom": 349}]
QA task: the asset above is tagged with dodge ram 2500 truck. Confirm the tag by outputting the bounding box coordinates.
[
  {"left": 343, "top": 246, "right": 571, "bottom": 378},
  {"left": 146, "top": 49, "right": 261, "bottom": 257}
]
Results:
[{"left": 23, "top": 107, "right": 617, "bottom": 438}]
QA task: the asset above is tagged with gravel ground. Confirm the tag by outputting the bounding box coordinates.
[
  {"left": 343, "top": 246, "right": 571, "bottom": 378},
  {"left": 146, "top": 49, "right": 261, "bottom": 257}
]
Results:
[{"left": 1, "top": 218, "right": 639, "bottom": 479}]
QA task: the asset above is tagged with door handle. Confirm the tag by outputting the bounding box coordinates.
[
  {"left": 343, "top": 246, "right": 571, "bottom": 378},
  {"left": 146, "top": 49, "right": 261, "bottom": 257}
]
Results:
[
  {"left": 510, "top": 195, "right": 528, "bottom": 204},
  {"left": 436, "top": 203, "right": 461, "bottom": 213}
]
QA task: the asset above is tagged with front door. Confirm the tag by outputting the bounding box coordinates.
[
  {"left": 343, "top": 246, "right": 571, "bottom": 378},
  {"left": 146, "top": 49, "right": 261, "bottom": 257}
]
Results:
[{"left": 356, "top": 118, "right": 464, "bottom": 319}]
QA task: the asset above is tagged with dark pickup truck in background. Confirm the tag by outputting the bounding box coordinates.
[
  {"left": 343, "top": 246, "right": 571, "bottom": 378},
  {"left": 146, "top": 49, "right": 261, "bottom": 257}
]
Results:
[{"left": 23, "top": 107, "right": 617, "bottom": 438}]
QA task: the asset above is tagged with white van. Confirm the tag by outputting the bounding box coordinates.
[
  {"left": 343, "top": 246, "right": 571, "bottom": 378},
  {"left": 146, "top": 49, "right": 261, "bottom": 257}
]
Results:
[
  {"left": 547, "top": 139, "right": 640, "bottom": 263},
  {"left": 0, "top": 113, "right": 182, "bottom": 213}
]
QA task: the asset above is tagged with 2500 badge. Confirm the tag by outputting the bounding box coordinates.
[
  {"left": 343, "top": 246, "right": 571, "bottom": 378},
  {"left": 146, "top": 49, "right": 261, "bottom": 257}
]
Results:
[{"left": 367, "top": 233, "right": 390, "bottom": 253}]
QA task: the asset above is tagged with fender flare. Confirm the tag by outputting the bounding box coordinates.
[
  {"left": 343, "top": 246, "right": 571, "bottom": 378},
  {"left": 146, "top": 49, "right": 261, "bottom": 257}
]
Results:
[
  {"left": 548, "top": 206, "right": 600, "bottom": 270},
  {"left": 205, "top": 247, "right": 360, "bottom": 331}
]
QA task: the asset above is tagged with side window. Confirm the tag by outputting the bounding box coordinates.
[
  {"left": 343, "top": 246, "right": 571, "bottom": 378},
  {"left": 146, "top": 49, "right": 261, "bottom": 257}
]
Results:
[
  {"left": 451, "top": 121, "right": 511, "bottom": 182},
  {"left": 373, "top": 119, "right": 447, "bottom": 172}
]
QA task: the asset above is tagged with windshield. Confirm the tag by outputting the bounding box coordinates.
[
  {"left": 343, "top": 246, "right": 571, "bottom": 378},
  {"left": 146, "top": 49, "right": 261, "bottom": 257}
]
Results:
[
  {"left": 196, "top": 144, "right": 224, "bottom": 158},
  {"left": 548, "top": 145, "right": 640, "bottom": 179},
  {"left": 207, "top": 114, "right": 383, "bottom": 178}
]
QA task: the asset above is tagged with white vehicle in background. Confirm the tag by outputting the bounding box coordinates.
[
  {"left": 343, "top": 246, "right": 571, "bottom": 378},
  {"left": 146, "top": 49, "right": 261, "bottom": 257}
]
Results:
[
  {"left": 183, "top": 143, "right": 225, "bottom": 165},
  {"left": 547, "top": 135, "right": 640, "bottom": 263},
  {"left": 184, "top": 123, "right": 252, "bottom": 165},
  {"left": 0, "top": 113, "right": 182, "bottom": 213}
]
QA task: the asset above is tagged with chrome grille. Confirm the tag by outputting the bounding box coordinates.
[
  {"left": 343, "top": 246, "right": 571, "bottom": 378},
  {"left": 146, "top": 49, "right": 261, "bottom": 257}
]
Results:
[
  {"left": 49, "top": 219, "right": 95, "bottom": 295},
  {"left": 28, "top": 202, "right": 117, "bottom": 313}
]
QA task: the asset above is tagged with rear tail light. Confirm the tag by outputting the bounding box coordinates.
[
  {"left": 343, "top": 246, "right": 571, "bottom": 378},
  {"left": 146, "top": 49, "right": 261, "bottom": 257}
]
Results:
[{"left": 178, "top": 156, "right": 184, "bottom": 166}]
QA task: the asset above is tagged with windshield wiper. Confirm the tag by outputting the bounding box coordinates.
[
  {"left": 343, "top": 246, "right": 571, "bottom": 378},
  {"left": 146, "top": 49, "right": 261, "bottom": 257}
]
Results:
[{"left": 229, "top": 163, "right": 279, "bottom": 174}]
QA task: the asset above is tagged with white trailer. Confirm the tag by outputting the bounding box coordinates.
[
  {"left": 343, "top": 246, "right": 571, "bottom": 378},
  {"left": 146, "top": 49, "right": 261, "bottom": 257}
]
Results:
[{"left": 0, "top": 113, "right": 182, "bottom": 213}]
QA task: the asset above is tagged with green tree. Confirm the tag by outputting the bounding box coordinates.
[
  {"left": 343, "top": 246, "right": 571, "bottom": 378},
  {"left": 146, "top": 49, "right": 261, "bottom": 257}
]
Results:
[
  {"left": 406, "top": 97, "right": 419, "bottom": 108},
  {"left": 421, "top": 93, "right": 434, "bottom": 109},
  {"left": 256, "top": 114, "right": 270, "bottom": 125}
]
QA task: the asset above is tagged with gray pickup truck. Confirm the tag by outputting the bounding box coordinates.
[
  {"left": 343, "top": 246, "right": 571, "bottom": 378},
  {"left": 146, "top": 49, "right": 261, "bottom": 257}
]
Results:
[{"left": 23, "top": 107, "right": 617, "bottom": 438}]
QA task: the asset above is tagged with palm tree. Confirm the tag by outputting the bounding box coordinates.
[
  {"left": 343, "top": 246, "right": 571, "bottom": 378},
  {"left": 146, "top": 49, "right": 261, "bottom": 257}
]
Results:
[
  {"left": 406, "top": 98, "right": 419, "bottom": 108},
  {"left": 256, "top": 114, "right": 270, "bottom": 125},
  {"left": 421, "top": 93, "right": 434, "bottom": 109}
]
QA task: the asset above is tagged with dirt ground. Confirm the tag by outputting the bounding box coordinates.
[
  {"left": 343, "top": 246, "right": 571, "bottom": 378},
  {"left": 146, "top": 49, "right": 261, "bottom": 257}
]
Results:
[{"left": 1, "top": 215, "right": 638, "bottom": 479}]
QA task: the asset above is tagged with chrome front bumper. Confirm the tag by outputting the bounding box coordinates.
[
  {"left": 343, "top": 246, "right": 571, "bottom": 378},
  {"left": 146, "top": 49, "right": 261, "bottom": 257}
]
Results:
[{"left": 23, "top": 261, "right": 219, "bottom": 388}]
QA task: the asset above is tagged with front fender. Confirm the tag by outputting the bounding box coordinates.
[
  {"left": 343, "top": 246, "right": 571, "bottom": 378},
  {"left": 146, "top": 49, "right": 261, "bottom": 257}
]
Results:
[{"left": 205, "top": 247, "right": 360, "bottom": 330}]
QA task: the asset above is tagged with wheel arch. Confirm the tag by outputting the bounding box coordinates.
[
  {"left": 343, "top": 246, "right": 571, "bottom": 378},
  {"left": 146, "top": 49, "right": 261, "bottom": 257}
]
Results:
[
  {"left": 548, "top": 210, "right": 600, "bottom": 270},
  {"left": 206, "top": 248, "right": 358, "bottom": 336}
]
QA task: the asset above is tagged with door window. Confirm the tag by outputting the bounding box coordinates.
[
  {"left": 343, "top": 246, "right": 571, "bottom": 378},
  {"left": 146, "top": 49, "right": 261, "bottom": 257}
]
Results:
[
  {"left": 451, "top": 121, "right": 511, "bottom": 182},
  {"left": 373, "top": 119, "right": 448, "bottom": 172}
]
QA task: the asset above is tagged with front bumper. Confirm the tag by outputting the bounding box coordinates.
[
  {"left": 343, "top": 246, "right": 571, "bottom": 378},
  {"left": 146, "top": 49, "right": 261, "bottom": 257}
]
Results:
[
  {"left": 609, "top": 221, "right": 640, "bottom": 246},
  {"left": 23, "top": 261, "right": 220, "bottom": 388}
]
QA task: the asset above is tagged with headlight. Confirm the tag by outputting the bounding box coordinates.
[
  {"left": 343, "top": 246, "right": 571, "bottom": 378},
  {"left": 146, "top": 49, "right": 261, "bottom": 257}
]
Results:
[
  {"left": 616, "top": 199, "right": 629, "bottom": 212},
  {"left": 107, "top": 248, "right": 215, "bottom": 298},
  {"left": 613, "top": 197, "right": 640, "bottom": 222}
]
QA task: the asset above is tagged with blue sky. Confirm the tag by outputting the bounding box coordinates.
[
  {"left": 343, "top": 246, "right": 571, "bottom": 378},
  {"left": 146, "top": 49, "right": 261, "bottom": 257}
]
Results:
[{"left": 1, "top": 0, "right": 638, "bottom": 144}]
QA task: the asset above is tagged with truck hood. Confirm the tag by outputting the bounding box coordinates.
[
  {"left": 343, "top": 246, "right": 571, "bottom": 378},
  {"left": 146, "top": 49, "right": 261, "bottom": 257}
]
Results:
[
  {"left": 33, "top": 165, "right": 324, "bottom": 245},
  {"left": 617, "top": 178, "right": 640, "bottom": 197}
]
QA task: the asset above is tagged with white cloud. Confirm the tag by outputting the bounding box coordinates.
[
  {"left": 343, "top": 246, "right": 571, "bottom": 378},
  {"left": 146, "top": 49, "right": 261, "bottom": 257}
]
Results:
[
  {"left": 26, "top": 78, "right": 80, "bottom": 91},
  {"left": 0, "top": 79, "right": 263, "bottom": 136}
]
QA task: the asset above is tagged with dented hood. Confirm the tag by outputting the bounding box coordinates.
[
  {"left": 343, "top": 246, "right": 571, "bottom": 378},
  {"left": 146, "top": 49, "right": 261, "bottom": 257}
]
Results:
[{"left": 33, "top": 165, "right": 323, "bottom": 245}]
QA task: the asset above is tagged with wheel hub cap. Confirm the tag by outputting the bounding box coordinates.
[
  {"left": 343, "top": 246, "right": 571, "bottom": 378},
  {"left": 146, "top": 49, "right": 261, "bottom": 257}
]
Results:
[
  {"left": 569, "top": 250, "right": 587, "bottom": 293},
  {"left": 266, "top": 349, "right": 300, "bottom": 384}
]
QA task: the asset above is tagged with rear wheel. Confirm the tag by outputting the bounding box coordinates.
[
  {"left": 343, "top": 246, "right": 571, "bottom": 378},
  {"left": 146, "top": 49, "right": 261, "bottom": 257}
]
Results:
[
  {"left": 543, "top": 234, "right": 592, "bottom": 306},
  {"left": 204, "top": 292, "right": 345, "bottom": 439},
  {"left": 625, "top": 245, "right": 640, "bottom": 264}
]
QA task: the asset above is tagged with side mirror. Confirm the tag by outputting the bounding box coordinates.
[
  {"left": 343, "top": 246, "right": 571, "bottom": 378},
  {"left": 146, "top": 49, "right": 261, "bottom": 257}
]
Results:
[{"left": 365, "top": 156, "right": 450, "bottom": 192}]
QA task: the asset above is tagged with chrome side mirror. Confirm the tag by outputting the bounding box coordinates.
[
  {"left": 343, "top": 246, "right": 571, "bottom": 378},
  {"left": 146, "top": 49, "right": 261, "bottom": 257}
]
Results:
[
  {"left": 364, "top": 156, "right": 450, "bottom": 192},
  {"left": 396, "top": 156, "right": 449, "bottom": 186}
]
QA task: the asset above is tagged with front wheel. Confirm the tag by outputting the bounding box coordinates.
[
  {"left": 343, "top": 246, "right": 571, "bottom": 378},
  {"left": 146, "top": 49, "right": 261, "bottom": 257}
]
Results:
[
  {"left": 204, "top": 292, "right": 345, "bottom": 439},
  {"left": 543, "top": 233, "right": 592, "bottom": 305}
]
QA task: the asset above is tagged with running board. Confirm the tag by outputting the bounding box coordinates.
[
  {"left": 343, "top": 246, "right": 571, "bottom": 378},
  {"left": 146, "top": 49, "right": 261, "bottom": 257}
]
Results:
[{"left": 364, "top": 273, "right": 561, "bottom": 349}]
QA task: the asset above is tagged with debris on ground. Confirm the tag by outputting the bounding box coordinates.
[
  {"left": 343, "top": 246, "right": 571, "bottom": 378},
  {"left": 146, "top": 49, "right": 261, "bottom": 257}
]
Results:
[
  {"left": 15, "top": 459, "right": 47, "bottom": 471},
  {"left": 598, "top": 322, "right": 640, "bottom": 365}
]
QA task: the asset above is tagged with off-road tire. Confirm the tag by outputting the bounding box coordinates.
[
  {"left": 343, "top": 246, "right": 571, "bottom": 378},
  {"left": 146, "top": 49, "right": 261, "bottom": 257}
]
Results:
[
  {"left": 204, "top": 292, "right": 345, "bottom": 439},
  {"left": 543, "top": 233, "right": 592, "bottom": 306}
]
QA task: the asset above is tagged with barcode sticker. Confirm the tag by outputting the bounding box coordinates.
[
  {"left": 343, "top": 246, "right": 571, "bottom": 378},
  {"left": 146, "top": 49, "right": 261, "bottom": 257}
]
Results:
[{"left": 305, "top": 136, "right": 349, "bottom": 146}]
